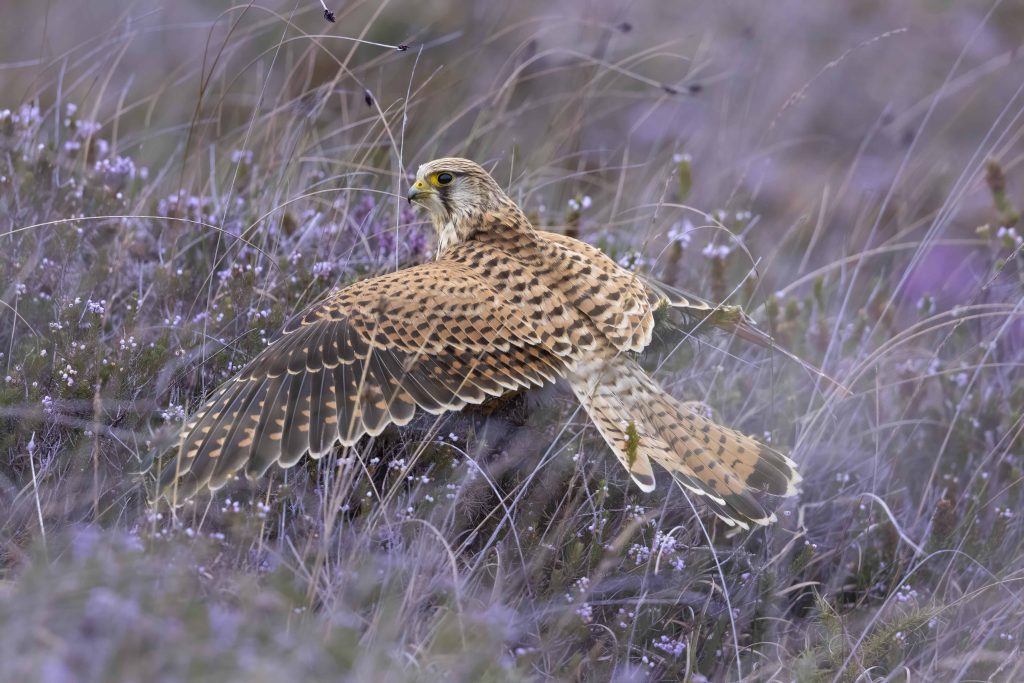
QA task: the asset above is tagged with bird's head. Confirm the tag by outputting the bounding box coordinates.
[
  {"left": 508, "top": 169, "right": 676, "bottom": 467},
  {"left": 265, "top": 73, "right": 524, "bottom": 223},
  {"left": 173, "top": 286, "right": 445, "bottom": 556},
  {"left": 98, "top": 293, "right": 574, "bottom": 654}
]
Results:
[{"left": 407, "top": 158, "right": 520, "bottom": 246}]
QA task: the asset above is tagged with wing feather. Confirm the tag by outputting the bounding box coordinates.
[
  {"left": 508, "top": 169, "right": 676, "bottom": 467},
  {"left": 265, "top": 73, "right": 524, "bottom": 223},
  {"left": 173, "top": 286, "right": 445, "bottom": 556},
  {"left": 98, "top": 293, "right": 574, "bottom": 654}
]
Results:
[
  {"left": 306, "top": 369, "right": 331, "bottom": 457},
  {"left": 158, "top": 247, "right": 574, "bottom": 501},
  {"left": 245, "top": 374, "right": 290, "bottom": 480},
  {"left": 280, "top": 369, "right": 313, "bottom": 467}
]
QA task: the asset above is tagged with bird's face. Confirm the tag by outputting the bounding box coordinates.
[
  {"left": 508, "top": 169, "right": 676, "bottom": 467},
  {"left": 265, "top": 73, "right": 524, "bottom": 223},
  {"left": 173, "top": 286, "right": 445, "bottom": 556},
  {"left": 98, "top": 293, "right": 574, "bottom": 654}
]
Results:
[{"left": 407, "top": 157, "right": 502, "bottom": 226}]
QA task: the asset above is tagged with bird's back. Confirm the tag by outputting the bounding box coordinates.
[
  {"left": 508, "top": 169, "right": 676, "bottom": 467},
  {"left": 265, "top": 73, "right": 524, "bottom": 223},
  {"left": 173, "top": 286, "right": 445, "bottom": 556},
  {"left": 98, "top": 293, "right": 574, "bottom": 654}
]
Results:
[
  {"left": 157, "top": 157, "right": 799, "bottom": 529},
  {"left": 462, "top": 224, "right": 657, "bottom": 357}
]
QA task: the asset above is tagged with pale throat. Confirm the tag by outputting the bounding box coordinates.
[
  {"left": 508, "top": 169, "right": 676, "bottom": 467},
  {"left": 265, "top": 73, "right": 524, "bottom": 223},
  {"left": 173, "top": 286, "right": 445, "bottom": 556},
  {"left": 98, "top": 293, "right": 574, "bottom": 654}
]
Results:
[
  {"left": 435, "top": 218, "right": 459, "bottom": 258},
  {"left": 430, "top": 206, "right": 478, "bottom": 258}
]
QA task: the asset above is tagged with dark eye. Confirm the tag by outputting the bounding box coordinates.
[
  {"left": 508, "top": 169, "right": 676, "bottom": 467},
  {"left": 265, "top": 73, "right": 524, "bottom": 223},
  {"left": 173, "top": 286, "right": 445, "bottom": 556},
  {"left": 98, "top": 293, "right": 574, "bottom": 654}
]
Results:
[{"left": 436, "top": 172, "right": 454, "bottom": 185}]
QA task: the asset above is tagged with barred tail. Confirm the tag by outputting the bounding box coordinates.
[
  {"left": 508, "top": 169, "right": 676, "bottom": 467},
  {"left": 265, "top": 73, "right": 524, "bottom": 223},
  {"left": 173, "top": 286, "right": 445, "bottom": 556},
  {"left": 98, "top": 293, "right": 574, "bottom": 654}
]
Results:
[{"left": 570, "top": 358, "right": 801, "bottom": 529}]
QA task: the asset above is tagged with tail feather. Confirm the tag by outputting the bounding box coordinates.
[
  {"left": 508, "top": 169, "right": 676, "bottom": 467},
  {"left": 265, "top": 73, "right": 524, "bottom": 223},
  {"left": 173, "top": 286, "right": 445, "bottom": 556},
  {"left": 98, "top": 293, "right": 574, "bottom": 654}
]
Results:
[
  {"left": 569, "top": 368, "right": 658, "bottom": 492},
  {"left": 571, "top": 358, "right": 801, "bottom": 529}
]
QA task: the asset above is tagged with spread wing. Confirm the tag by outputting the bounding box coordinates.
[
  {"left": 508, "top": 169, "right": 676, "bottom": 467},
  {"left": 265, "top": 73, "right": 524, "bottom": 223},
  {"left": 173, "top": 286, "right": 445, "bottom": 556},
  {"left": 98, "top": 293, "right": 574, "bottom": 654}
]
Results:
[{"left": 157, "top": 252, "right": 572, "bottom": 501}]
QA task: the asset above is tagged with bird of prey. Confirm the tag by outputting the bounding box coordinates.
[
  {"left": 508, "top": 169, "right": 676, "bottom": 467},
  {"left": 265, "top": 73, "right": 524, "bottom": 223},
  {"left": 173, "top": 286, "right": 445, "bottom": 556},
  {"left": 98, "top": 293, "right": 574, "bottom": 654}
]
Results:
[{"left": 158, "top": 157, "right": 801, "bottom": 528}]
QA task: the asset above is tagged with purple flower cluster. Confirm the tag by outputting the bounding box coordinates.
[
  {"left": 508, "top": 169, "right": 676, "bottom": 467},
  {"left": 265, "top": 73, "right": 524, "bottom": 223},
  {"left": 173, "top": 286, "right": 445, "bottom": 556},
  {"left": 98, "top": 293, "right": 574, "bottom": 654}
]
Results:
[
  {"left": 94, "top": 155, "right": 139, "bottom": 190},
  {"left": 158, "top": 190, "right": 216, "bottom": 223}
]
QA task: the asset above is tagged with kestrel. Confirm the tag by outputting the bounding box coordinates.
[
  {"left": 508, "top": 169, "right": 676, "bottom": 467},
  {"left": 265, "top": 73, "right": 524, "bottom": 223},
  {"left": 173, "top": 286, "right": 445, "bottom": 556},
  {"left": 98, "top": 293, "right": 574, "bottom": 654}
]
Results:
[{"left": 158, "top": 158, "right": 801, "bottom": 528}]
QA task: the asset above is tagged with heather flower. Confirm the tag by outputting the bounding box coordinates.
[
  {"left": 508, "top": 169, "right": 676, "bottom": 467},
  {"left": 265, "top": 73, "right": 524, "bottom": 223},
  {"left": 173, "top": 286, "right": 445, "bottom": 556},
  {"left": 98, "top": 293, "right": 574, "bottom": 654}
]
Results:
[
  {"left": 351, "top": 195, "right": 378, "bottom": 225},
  {"left": 94, "top": 155, "right": 137, "bottom": 190},
  {"left": 370, "top": 223, "right": 397, "bottom": 257},
  {"left": 161, "top": 404, "right": 187, "bottom": 423},
  {"left": 60, "top": 364, "right": 78, "bottom": 387},
  {"left": 574, "top": 602, "right": 593, "bottom": 623},
  {"left": 667, "top": 219, "right": 694, "bottom": 246},
  {"left": 996, "top": 225, "right": 1022, "bottom": 247},
  {"left": 652, "top": 635, "right": 686, "bottom": 658},
  {"left": 628, "top": 528, "right": 686, "bottom": 571},
  {"left": 230, "top": 149, "right": 254, "bottom": 165},
  {"left": 617, "top": 250, "right": 650, "bottom": 269},
  {"left": 624, "top": 504, "right": 646, "bottom": 521},
  {"left": 11, "top": 103, "right": 42, "bottom": 131},
  {"left": 158, "top": 190, "right": 215, "bottom": 222},
  {"left": 701, "top": 242, "right": 732, "bottom": 260},
  {"left": 75, "top": 120, "right": 102, "bottom": 136}
]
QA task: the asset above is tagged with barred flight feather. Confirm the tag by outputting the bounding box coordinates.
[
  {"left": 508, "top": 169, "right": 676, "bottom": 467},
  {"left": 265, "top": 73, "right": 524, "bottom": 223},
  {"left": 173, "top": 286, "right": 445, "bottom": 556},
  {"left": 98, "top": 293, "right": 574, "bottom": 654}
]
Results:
[{"left": 157, "top": 157, "right": 801, "bottom": 530}]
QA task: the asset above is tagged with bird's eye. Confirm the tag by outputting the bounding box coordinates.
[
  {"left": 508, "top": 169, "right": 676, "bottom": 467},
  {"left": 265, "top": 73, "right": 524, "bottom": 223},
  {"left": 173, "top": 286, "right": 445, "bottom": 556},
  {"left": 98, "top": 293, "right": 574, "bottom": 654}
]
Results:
[{"left": 435, "top": 172, "right": 454, "bottom": 185}]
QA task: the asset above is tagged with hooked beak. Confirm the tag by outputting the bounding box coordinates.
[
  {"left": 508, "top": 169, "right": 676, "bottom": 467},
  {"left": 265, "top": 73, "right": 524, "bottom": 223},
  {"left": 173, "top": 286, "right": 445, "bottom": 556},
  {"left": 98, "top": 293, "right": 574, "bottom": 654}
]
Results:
[{"left": 407, "top": 179, "right": 434, "bottom": 204}]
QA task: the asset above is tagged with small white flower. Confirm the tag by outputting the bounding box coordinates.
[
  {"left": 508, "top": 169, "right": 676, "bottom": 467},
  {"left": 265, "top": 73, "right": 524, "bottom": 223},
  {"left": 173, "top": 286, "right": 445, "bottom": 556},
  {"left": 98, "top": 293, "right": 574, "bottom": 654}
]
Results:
[
  {"left": 312, "top": 261, "right": 335, "bottom": 278},
  {"left": 617, "top": 250, "right": 650, "bottom": 269},
  {"left": 575, "top": 602, "right": 593, "bottom": 623},
  {"left": 667, "top": 219, "right": 694, "bottom": 246},
  {"left": 653, "top": 635, "right": 687, "bottom": 658},
  {"left": 701, "top": 243, "right": 732, "bottom": 260},
  {"left": 161, "top": 404, "right": 187, "bottom": 423},
  {"left": 230, "top": 149, "right": 254, "bottom": 165}
]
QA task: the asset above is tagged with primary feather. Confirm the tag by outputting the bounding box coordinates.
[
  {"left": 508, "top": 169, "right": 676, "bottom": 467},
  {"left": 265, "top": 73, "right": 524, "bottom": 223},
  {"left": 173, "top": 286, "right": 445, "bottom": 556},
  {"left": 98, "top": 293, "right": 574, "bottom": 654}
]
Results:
[{"left": 158, "top": 157, "right": 801, "bottom": 527}]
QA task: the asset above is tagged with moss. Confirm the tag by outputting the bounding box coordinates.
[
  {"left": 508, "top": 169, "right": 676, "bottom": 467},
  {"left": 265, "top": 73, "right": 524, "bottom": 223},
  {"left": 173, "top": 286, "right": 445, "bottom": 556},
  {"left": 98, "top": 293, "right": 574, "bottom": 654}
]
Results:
[
  {"left": 625, "top": 420, "right": 640, "bottom": 469},
  {"left": 676, "top": 155, "right": 692, "bottom": 202}
]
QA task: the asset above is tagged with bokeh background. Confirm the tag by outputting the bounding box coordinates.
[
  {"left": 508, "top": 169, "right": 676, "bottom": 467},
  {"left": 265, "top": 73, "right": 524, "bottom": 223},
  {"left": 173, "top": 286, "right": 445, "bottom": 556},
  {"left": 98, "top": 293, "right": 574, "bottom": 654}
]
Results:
[
  {"left": 3, "top": 0, "right": 1022, "bottom": 310},
  {"left": 1, "top": 1, "right": 1022, "bottom": 680}
]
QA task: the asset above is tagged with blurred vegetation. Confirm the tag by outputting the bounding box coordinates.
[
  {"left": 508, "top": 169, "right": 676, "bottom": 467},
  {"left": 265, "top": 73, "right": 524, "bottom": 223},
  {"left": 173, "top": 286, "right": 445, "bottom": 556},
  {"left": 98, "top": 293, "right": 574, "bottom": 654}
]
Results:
[{"left": 1, "top": 0, "right": 1023, "bottom": 680}]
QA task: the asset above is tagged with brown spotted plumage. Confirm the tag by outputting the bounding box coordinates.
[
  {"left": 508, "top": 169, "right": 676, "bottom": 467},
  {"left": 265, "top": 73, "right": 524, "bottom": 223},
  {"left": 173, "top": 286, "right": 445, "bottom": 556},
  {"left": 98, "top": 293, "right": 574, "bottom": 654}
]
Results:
[{"left": 159, "top": 157, "right": 800, "bottom": 528}]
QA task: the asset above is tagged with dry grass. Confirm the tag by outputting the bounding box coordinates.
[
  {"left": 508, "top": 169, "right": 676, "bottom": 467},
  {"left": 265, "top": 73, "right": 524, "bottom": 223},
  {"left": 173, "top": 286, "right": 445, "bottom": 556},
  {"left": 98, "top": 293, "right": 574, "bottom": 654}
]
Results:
[{"left": 1, "top": 1, "right": 1023, "bottom": 680}]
